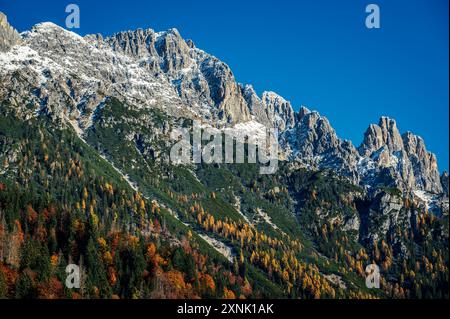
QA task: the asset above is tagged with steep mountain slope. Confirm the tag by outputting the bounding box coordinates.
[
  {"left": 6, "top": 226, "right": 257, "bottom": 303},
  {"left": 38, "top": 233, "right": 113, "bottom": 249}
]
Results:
[
  {"left": 0, "top": 13, "right": 448, "bottom": 299},
  {"left": 0, "top": 13, "right": 21, "bottom": 52},
  {"left": 0, "top": 16, "right": 445, "bottom": 198},
  {"left": 0, "top": 102, "right": 292, "bottom": 298}
]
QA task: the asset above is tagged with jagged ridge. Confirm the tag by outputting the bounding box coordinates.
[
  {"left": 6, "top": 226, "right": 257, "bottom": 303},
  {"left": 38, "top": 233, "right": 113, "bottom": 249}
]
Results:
[{"left": 0, "top": 12, "right": 447, "bottom": 198}]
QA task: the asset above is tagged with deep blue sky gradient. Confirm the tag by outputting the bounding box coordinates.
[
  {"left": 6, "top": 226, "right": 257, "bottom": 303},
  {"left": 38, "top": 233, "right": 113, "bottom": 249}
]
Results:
[{"left": 1, "top": 0, "right": 448, "bottom": 171}]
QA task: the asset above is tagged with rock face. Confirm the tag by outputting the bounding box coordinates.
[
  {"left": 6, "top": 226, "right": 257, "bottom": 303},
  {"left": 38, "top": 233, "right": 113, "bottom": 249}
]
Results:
[
  {"left": 402, "top": 132, "right": 442, "bottom": 193},
  {"left": 358, "top": 118, "right": 442, "bottom": 194},
  {"left": 360, "top": 191, "right": 407, "bottom": 243},
  {"left": 0, "top": 12, "right": 21, "bottom": 52},
  {"left": 360, "top": 117, "right": 404, "bottom": 156},
  {"left": 260, "top": 91, "right": 296, "bottom": 131},
  {"left": 105, "top": 27, "right": 254, "bottom": 124},
  {"left": 241, "top": 85, "right": 296, "bottom": 131},
  {"left": 281, "top": 107, "right": 360, "bottom": 182},
  {"left": 441, "top": 172, "right": 449, "bottom": 196},
  {"left": 281, "top": 111, "right": 445, "bottom": 196},
  {"left": 0, "top": 12, "right": 446, "bottom": 199}
]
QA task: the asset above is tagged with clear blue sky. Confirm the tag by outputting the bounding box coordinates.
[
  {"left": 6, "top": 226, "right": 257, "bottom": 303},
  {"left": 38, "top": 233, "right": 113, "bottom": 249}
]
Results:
[{"left": 1, "top": 0, "right": 448, "bottom": 172}]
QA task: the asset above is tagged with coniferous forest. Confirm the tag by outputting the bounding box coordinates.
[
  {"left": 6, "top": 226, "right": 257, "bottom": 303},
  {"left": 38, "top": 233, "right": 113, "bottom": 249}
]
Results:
[{"left": 0, "top": 105, "right": 448, "bottom": 299}]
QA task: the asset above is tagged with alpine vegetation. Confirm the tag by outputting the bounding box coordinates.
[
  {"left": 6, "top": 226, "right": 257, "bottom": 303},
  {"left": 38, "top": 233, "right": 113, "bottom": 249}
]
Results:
[{"left": 0, "top": 11, "right": 448, "bottom": 300}]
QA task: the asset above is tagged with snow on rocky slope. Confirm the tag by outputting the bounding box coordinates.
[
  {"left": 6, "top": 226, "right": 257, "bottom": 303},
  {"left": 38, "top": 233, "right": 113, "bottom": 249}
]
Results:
[{"left": 0, "top": 12, "right": 447, "bottom": 201}]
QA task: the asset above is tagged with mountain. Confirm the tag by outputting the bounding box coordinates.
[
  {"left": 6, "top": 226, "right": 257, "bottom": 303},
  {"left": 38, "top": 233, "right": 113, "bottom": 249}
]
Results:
[
  {"left": 0, "top": 13, "right": 448, "bottom": 299},
  {"left": 281, "top": 106, "right": 360, "bottom": 182},
  {"left": 1, "top": 18, "right": 445, "bottom": 196},
  {"left": 0, "top": 13, "right": 21, "bottom": 52},
  {"left": 359, "top": 117, "right": 443, "bottom": 193}
]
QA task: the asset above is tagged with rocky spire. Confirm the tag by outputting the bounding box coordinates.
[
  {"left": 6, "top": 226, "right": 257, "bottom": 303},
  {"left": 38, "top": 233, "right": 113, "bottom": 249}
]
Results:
[
  {"left": 106, "top": 27, "right": 253, "bottom": 124},
  {"left": 282, "top": 109, "right": 360, "bottom": 182},
  {"left": 261, "top": 91, "right": 296, "bottom": 131},
  {"left": 359, "top": 117, "right": 404, "bottom": 157},
  {"left": 241, "top": 86, "right": 296, "bottom": 131},
  {"left": 297, "top": 106, "right": 311, "bottom": 121},
  {"left": 0, "top": 12, "right": 21, "bottom": 52},
  {"left": 356, "top": 117, "right": 442, "bottom": 193},
  {"left": 241, "top": 84, "right": 272, "bottom": 127},
  {"left": 402, "top": 132, "right": 443, "bottom": 193},
  {"left": 154, "top": 28, "right": 192, "bottom": 73}
]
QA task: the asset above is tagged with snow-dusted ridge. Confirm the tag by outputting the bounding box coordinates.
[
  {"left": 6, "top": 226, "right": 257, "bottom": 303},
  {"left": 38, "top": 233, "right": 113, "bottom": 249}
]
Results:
[{"left": 0, "top": 13, "right": 447, "bottom": 199}]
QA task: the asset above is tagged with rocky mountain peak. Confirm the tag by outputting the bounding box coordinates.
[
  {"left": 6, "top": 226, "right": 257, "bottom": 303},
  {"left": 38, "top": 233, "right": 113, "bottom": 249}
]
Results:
[
  {"left": 0, "top": 16, "right": 446, "bottom": 197},
  {"left": 282, "top": 109, "right": 360, "bottom": 181},
  {"left": 402, "top": 131, "right": 426, "bottom": 156},
  {"left": 297, "top": 106, "right": 311, "bottom": 121},
  {"left": 153, "top": 28, "right": 191, "bottom": 73},
  {"left": 359, "top": 116, "right": 404, "bottom": 157},
  {"left": 401, "top": 131, "right": 442, "bottom": 193},
  {"left": 27, "top": 21, "right": 84, "bottom": 41},
  {"left": 105, "top": 28, "right": 159, "bottom": 58},
  {"left": 261, "top": 91, "right": 296, "bottom": 131},
  {"left": 379, "top": 116, "right": 404, "bottom": 151},
  {"left": 239, "top": 84, "right": 271, "bottom": 127},
  {"left": 186, "top": 39, "right": 196, "bottom": 49},
  {"left": 0, "top": 12, "right": 22, "bottom": 52},
  {"left": 104, "top": 26, "right": 253, "bottom": 124},
  {"left": 355, "top": 116, "right": 443, "bottom": 193},
  {"left": 22, "top": 21, "right": 87, "bottom": 55}
]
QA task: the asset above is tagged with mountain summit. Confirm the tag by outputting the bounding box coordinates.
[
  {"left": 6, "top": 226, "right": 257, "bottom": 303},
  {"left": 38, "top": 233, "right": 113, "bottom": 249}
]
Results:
[
  {"left": 0, "top": 12, "right": 448, "bottom": 300},
  {"left": 0, "top": 13, "right": 447, "bottom": 196}
]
